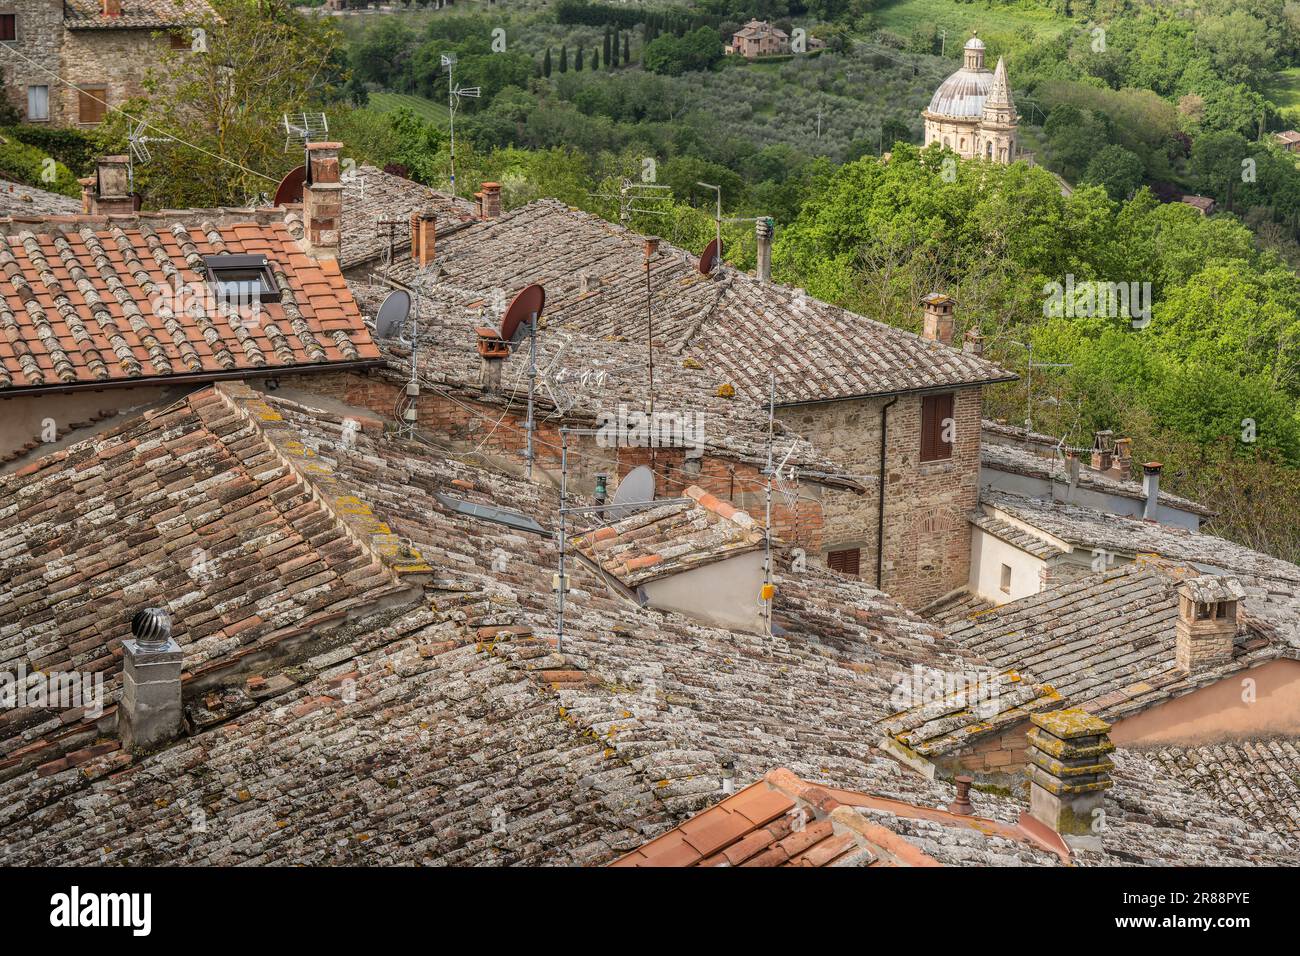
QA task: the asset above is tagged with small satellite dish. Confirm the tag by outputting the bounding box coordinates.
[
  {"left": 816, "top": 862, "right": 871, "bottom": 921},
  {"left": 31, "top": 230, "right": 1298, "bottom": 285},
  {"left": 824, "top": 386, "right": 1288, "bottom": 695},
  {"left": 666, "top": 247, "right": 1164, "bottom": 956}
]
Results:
[
  {"left": 699, "top": 237, "right": 722, "bottom": 275},
  {"left": 375, "top": 290, "right": 411, "bottom": 340},
  {"left": 273, "top": 165, "right": 306, "bottom": 206},
  {"left": 499, "top": 283, "right": 546, "bottom": 345},
  {"left": 608, "top": 465, "right": 655, "bottom": 514}
]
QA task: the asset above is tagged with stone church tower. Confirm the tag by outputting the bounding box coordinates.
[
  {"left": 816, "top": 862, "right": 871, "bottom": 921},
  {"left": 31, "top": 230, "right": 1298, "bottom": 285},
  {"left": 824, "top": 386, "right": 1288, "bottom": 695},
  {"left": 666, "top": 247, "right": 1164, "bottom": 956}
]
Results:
[{"left": 922, "top": 34, "right": 1020, "bottom": 164}]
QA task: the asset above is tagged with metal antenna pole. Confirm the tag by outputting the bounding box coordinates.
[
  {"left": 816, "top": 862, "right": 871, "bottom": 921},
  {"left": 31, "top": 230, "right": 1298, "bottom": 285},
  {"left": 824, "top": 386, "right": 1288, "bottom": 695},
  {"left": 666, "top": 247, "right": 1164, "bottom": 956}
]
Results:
[
  {"left": 697, "top": 181, "right": 722, "bottom": 253},
  {"left": 447, "top": 57, "right": 456, "bottom": 193},
  {"left": 526, "top": 311, "right": 537, "bottom": 479},
  {"left": 557, "top": 429, "right": 568, "bottom": 652},
  {"left": 763, "top": 373, "right": 775, "bottom": 635}
]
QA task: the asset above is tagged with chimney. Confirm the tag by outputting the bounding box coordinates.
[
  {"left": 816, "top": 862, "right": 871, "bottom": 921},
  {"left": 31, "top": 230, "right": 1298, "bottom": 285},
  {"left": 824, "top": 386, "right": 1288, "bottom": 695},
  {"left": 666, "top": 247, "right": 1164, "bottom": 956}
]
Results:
[
  {"left": 920, "top": 293, "right": 954, "bottom": 345},
  {"left": 1026, "top": 709, "right": 1114, "bottom": 838},
  {"left": 476, "top": 327, "right": 508, "bottom": 392},
  {"left": 481, "top": 182, "right": 502, "bottom": 219},
  {"left": 643, "top": 236, "right": 659, "bottom": 260},
  {"left": 1109, "top": 437, "right": 1132, "bottom": 480},
  {"left": 1089, "top": 429, "right": 1113, "bottom": 472},
  {"left": 409, "top": 207, "right": 436, "bottom": 269},
  {"left": 962, "top": 327, "right": 983, "bottom": 356},
  {"left": 1175, "top": 575, "right": 1245, "bottom": 673},
  {"left": 302, "top": 142, "right": 344, "bottom": 260},
  {"left": 1065, "top": 452, "right": 1080, "bottom": 502},
  {"left": 1141, "top": 461, "right": 1162, "bottom": 521},
  {"left": 947, "top": 775, "right": 974, "bottom": 815},
  {"left": 85, "top": 156, "right": 134, "bottom": 216},
  {"left": 118, "top": 608, "right": 184, "bottom": 752},
  {"left": 755, "top": 216, "right": 774, "bottom": 283},
  {"left": 103, "top": 0, "right": 122, "bottom": 16}
]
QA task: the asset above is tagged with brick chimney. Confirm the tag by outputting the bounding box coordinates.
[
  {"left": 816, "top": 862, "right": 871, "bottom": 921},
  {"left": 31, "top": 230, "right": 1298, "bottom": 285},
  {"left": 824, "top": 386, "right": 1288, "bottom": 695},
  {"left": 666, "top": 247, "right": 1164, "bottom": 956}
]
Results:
[
  {"left": 82, "top": 156, "right": 134, "bottom": 216},
  {"left": 481, "top": 181, "right": 502, "bottom": 219},
  {"left": 1109, "top": 437, "right": 1132, "bottom": 480},
  {"left": 962, "top": 327, "right": 983, "bottom": 355},
  {"left": 755, "top": 217, "right": 774, "bottom": 284},
  {"left": 920, "top": 293, "right": 954, "bottom": 345},
  {"left": 1026, "top": 709, "right": 1114, "bottom": 838},
  {"left": 118, "top": 608, "right": 184, "bottom": 752},
  {"left": 1089, "top": 429, "right": 1113, "bottom": 472},
  {"left": 1175, "top": 575, "right": 1245, "bottom": 673},
  {"left": 409, "top": 207, "right": 436, "bottom": 269},
  {"left": 302, "top": 142, "right": 344, "bottom": 260},
  {"left": 1141, "top": 461, "right": 1162, "bottom": 521},
  {"left": 103, "top": 0, "right": 122, "bottom": 16}
]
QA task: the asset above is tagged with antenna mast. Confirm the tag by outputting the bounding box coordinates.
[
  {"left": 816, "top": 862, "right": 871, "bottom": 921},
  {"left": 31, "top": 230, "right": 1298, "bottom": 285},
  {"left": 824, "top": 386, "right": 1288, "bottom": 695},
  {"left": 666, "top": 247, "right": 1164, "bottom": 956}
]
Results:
[{"left": 442, "top": 54, "right": 480, "bottom": 195}]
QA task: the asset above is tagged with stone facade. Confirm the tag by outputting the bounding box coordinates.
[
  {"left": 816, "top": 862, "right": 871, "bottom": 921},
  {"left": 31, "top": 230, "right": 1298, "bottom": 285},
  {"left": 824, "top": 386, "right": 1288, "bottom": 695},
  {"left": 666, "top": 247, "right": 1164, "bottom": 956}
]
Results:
[
  {"left": 2, "top": 2, "right": 198, "bottom": 126},
  {"left": 922, "top": 35, "right": 1020, "bottom": 165},
  {"left": 791, "top": 385, "right": 984, "bottom": 607}
]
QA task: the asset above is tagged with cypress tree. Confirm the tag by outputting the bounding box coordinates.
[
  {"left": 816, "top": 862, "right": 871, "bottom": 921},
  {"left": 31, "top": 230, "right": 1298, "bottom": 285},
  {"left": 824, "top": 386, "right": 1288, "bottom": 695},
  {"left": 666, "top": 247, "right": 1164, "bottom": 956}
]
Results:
[
  {"left": 543, "top": 47, "right": 552, "bottom": 77},
  {"left": 576, "top": 46, "right": 584, "bottom": 71},
  {"left": 593, "top": 48, "right": 600, "bottom": 70},
  {"left": 560, "top": 45, "right": 568, "bottom": 72},
  {"left": 623, "top": 32, "right": 630, "bottom": 64},
  {"left": 611, "top": 28, "right": 619, "bottom": 68},
  {"left": 603, "top": 27, "right": 612, "bottom": 67}
]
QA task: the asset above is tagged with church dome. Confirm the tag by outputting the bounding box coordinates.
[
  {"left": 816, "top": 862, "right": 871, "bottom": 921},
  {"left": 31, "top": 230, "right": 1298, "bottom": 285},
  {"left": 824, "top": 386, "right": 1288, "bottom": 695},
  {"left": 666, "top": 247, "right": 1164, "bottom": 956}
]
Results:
[{"left": 925, "top": 67, "right": 994, "bottom": 118}]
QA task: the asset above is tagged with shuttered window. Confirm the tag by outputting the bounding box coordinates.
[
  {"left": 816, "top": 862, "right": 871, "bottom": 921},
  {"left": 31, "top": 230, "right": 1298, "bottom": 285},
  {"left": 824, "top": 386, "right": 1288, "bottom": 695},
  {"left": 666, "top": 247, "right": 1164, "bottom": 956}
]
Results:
[
  {"left": 826, "top": 548, "right": 861, "bottom": 577},
  {"left": 78, "top": 87, "right": 107, "bottom": 125},
  {"left": 0, "top": 15, "right": 15, "bottom": 42},
  {"left": 920, "top": 393, "right": 955, "bottom": 462}
]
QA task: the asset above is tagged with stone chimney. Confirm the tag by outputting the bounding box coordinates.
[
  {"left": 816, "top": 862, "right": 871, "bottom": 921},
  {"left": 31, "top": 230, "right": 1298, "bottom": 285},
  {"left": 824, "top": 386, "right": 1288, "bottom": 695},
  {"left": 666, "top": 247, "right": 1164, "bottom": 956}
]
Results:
[
  {"left": 103, "top": 0, "right": 122, "bottom": 16},
  {"left": 920, "top": 293, "right": 954, "bottom": 346},
  {"left": 1109, "top": 437, "right": 1132, "bottom": 480},
  {"left": 81, "top": 156, "right": 134, "bottom": 216},
  {"left": 1175, "top": 575, "right": 1245, "bottom": 674},
  {"left": 1065, "top": 452, "right": 1080, "bottom": 502},
  {"left": 302, "top": 142, "right": 343, "bottom": 260},
  {"left": 118, "top": 608, "right": 184, "bottom": 752},
  {"left": 1089, "top": 429, "right": 1113, "bottom": 473},
  {"left": 962, "top": 327, "right": 983, "bottom": 356},
  {"left": 409, "top": 207, "right": 436, "bottom": 269},
  {"left": 1141, "top": 461, "right": 1162, "bottom": 521},
  {"left": 481, "top": 182, "right": 502, "bottom": 219},
  {"left": 755, "top": 217, "right": 774, "bottom": 284},
  {"left": 476, "top": 327, "right": 508, "bottom": 392},
  {"left": 1026, "top": 709, "right": 1114, "bottom": 838}
]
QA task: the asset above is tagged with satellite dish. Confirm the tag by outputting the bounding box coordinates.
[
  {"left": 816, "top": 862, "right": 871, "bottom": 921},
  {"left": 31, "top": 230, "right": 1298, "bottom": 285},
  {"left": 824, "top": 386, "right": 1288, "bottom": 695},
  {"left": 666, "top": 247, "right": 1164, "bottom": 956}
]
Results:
[
  {"left": 499, "top": 283, "right": 546, "bottom": 345},
  {"left": 375, "top": 290, "right": 411, "bottom": 340},
  {"left": 699, "top": 237, "right": 722, "bottom": 275},
  {"left": 607, "top": 465, "right": 655, "bottom": 516},
  {"left": 273, "top": 165, "right": 306, "bottom": 206}
]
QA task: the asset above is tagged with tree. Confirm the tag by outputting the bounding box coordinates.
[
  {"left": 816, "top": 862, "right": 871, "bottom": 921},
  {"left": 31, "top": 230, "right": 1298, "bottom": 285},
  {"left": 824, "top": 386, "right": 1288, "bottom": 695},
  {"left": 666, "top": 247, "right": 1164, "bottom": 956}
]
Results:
[
  {"left": 543, "top": 47, "right": 552, "bottom": 77},
  {"left": 576, "top": 46, "right": 584, "bottom": 71},
  {"left": 1081, "top": 145, "right": 1144, "bottom": 201},
  {"left": 880, "top": 118, "right": 911, "bottom": 151},
  {"left": 603, "top": 27, "right": 612, "bottom": 67},
  {"left": 623, "top": 33, "right": 630, "bottom": 65},
  {"left": 1196, "top": 11, "right": 1273, "bottom": 86},
  {"left": 592, "top": 48, "right": 599, "bottom": 70},
  {"left": 1190, "top": 130, "right": 1250, "bottom": 208},
  {"left": 560, "top": 45, "right": 568, "bottom": 73}
]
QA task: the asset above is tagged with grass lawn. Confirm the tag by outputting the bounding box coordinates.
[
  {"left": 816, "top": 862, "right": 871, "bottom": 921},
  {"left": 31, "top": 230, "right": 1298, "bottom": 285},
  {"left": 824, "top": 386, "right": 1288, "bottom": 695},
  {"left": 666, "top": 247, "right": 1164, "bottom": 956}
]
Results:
[
  {"left": 367, "top": 91, "right": 451, "bottom": 127},
  {"left": 873, "top": 0, "right": 1071, "bottom": 42},
  {"left": 1265, "top": 67, "right": 1300, "bottom": 124}
]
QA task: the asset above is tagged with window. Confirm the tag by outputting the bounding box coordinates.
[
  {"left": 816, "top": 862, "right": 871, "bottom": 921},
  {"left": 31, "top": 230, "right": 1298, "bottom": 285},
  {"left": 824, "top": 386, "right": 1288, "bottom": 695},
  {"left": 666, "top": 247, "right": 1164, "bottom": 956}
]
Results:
[
  {"left": 78, "top": 87, "right": 107, "bottom": 125},
  {"left": 170, "top": 32, "right": 190, "bottom": 50},
  {"left": 1000, "top": 563, "right": 1012, "bottom": 594},
  {"left": 0, "top": 14, "right": 15, "bottom": 42},
  {"left": 202, "top": 254, "right": 279, "bottom": 305},
  {"left": 826, "top": 548, "right": 861, "bottom": 577},
  {"left": 26, "top": 85, "right": 48, "bottom": 122},
  {"left": 920, "top": 393, "right": 955, "bottom": 462}
]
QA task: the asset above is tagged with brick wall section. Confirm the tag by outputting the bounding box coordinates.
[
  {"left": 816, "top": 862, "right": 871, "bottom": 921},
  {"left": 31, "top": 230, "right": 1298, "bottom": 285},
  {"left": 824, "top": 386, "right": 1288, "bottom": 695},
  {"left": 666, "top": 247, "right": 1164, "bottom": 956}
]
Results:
[
  {"left": 789, "top": 386, "right": 983, "bottom": 608},
  {"left": 934, "top": 718, "right": 1033, "bottom": 780},
  {"left": 289, "top": 370, "right": 826, "bottom": 554}
]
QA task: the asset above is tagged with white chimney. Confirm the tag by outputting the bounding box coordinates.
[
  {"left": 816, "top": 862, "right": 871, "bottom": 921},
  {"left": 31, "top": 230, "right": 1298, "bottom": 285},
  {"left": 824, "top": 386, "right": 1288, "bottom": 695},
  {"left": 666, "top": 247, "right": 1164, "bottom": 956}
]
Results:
[
  {"left": 1141, "top": 461, "right": 1162, "bottom": 521},
  {"left": 755, "top": 217, "right": 774, "bottom": 284},
  {"left": 118, "top": 608, "right": 184, "bottom": 752}
]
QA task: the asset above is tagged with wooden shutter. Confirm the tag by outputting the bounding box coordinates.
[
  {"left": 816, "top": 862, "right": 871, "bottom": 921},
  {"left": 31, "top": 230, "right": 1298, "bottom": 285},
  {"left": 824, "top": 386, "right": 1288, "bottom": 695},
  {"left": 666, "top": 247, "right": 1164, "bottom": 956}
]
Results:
[
  {"left": 0, "top": 16, "right": 15, "bottom": 42},
  {"left": 920, "top": 393, "right": 955, "bottom": 462},
  {"left": 79, "top": 88, "right": 107, "bottom": 125},
  {"left": 827, "top": 548, "right": 861, "bottom": 577}
]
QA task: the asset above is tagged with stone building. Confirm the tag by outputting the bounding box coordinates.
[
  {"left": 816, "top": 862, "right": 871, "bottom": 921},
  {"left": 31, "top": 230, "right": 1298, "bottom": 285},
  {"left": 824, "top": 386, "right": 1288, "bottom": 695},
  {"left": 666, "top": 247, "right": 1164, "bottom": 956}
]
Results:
[
  {"left": 922, "top": 34, "right": 1021, "bottom": 164},
  {"left": 726, "top": 19, "right": 789, "bottom": 58},
  {"left": 1, "top": 0, "right": 214, "bottom": 127}
]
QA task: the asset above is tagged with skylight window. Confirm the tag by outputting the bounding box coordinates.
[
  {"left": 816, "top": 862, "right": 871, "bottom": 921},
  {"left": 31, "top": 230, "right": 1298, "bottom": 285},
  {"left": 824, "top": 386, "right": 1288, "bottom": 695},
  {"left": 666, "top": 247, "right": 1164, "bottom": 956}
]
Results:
[
  {"left": 203, "top": 254, "right": 279, "bottom": 306},
  {"left": 434, "top": 493, "right": 547, "bottom": 535}
]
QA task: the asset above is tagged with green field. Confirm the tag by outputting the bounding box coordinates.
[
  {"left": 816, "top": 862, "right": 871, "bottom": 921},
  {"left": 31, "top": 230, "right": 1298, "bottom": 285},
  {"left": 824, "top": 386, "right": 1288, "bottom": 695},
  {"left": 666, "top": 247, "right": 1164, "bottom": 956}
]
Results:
[
  {"left": 873, "top": 0, "right": 1070, "bottom": 42},
  {"left": 1265, "top": 66, "right": 1300, "bottom": 123},
  {"left": 367, "top": 91, "right": 451, "bottom": 127}
]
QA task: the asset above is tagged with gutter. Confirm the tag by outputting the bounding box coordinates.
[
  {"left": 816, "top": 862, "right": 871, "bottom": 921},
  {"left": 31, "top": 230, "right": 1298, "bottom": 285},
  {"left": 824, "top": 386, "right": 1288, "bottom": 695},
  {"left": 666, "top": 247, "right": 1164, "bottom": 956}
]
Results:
[
  {"left": 876, "top": 395, "right": 899, "bottom": 589},
  {"left": 0, "top": 358, "right": 385, "bottom": 400},
  {"left": 776, "top": 374, "right": 1019, "bottom": 410}
]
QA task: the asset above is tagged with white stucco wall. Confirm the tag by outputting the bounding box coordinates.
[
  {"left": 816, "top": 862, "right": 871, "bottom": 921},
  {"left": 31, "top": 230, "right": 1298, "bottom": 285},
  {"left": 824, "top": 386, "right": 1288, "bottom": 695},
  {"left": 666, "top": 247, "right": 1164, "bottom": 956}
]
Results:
[
  {"left": 970, "top": 527, "right": 1044, "bottom": 604},
  {"left": 641, "top": 550, "right": 767, "bottom": 632}
]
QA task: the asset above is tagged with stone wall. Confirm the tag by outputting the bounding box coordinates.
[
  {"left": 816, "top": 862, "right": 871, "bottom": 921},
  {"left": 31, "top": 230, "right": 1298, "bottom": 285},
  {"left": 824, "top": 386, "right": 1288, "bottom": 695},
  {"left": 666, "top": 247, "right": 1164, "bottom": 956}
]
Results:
[
  {"left": 59, "top": 27, "right": 178, "bottom": 126},
  {"left": 3, "top": 0, "right": 64, "bottom": 123},
  {"left": 788, "top": 386, "right": 983, "bottom": 608}
]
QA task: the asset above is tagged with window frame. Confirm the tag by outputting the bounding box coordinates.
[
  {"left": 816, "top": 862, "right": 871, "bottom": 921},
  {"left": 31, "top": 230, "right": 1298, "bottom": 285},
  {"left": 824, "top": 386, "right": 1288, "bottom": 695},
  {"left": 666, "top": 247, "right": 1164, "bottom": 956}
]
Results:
[
  {"left": 26, "top": 84, "right": 48, "bottom": 122},
  {"left": 826, "top": 547, "right": 861, "bottom": 577},
  {"left": 920, "top": 392, "right": 956, "bottom": 463},
  {"left": 202, "top": 254, "right": 280, "bottom": 305},
  {"left": 0, "top": 14, "right": 16, "bottom": 43},
  {"left": 999, "top": 563, "right": 1012, "bottom": 594},
  {"left": 78, "top": 85, "right": 108, "bottom": 125}
]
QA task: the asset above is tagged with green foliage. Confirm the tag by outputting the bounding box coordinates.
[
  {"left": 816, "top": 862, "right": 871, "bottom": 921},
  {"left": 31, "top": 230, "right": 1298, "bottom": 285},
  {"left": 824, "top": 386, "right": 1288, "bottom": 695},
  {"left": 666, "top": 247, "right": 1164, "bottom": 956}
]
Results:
[
  {"left": 0, "top": 134, "right": 80, "bottom": 196},
  {"left": 1081, "top": 144, "right": 1144, "bottom": 200},
  {"left": 642, "top": 26, "right": 723, "bottom": 76}
]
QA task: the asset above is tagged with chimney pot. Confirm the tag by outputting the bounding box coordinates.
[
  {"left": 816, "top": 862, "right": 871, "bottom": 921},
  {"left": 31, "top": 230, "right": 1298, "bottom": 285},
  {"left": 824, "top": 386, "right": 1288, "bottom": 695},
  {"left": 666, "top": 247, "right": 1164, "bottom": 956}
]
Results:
[
  {"left": 1142, "top": 461, "right": 1162, "bottom": 521},
  {"left": 755, "top": 216, "right": 774, "bottom": 284},
  {"left": 480, "top": 182, "right": 502, "bottom": 219},
  {"left": 119, "top": 607, "right": 184, "bottom": 752},
  {"left": 948, "top": 775, "right": 974, "bottom": 815},
  {"left": 410, "top": 208, "right": 436, "bottom": 269},
  {"left": 962, "top": 327, "right": 983, "bottom": 355},
  {"left": 643, "top": 236, "right": 660, "bottom": 260},
  {"left": 920, "top": 293, "right": 955, "bottom": 345},
  {"left": 87, "top": 156, "right": 134, "bottom": 216},
  {"left": 1090, "top": 429, "right": 1113, "bottom": 472},
  {"left": 1065, "top": 452, "right": 1080, "bottom": 501},
  {"left": 302, "top": 142, "right": 344, "bottom": 260},
  {"left": 103, "top": 0, "right": 122, "bottom": 16},
  {"left": 1109, "top": 437, "right": 1132, "bottom": 480}
]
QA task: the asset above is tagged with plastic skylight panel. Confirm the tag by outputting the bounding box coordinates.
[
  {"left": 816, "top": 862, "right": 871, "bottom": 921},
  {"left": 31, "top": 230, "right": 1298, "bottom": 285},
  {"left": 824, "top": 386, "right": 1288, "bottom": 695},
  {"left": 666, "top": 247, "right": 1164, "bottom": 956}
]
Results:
[{"left": 434, "top": 493, "right": 548, "bottom": 535}]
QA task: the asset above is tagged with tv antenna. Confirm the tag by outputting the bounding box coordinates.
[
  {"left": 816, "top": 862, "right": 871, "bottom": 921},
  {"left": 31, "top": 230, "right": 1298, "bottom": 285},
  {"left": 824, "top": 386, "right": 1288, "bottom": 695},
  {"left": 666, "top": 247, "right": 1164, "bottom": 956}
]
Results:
[
  {"left": 442, "top": 54, "right": 480, "bottom": 195},
  {"left": 497, "top": 283, "right": 546, "bottom": 479},
  {"left": 588, "top": 177, "right": 672, "bottom": 224},
  {"left": 125, "top": 119, "right": 164, "bottom": 194},
  {"left": 282, "top": 112, "right": 329, "bottom": 152}
]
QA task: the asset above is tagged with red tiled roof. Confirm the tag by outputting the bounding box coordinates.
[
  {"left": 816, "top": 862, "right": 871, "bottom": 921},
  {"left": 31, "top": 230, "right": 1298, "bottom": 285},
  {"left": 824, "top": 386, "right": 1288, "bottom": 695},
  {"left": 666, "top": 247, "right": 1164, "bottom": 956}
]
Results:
[{"left": 0, "top": 219, "right": 379, "bottom": 393}]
